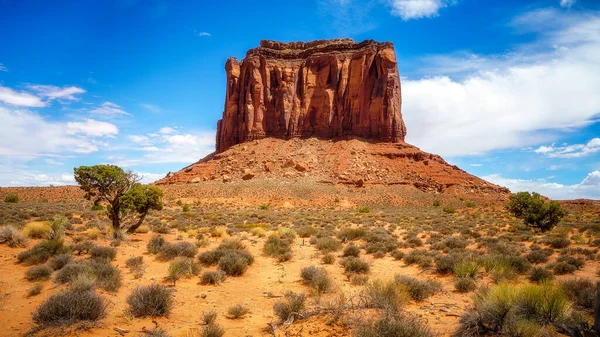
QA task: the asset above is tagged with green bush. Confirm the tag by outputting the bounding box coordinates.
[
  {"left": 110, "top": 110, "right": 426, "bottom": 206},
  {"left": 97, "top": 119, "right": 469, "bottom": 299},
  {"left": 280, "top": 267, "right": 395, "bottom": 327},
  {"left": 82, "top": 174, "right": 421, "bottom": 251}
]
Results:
[
  {"left": 127, "top": 284, "right": 173, "bottom": 317},
  {"left": 507, "top": 192, "right": 566, "bottom": 232},
  {"left": 32, "top": 289, "right": 106, "bottom": 326},
  {"left": 4, "top": 194, "right": 19, "bottom": 203}
]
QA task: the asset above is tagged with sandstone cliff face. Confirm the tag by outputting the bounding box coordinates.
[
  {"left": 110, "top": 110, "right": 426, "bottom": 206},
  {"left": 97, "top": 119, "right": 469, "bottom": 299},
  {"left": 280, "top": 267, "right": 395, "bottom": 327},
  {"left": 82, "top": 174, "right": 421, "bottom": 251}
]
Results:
[{"left": 215, "top": 39, "right": 407, "bottom": 152}]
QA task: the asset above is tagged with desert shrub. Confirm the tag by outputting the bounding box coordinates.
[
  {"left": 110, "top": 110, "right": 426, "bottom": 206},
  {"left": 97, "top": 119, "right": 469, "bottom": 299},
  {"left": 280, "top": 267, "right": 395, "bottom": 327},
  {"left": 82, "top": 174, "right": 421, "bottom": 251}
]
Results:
[
  {"left": 343, "top": 244, "right": 361, "bottom": 257},
  {"left": 322, "top": 253, "right": 335, "bottom": 264},
  {"left": 273, "top": 291, "right": 306, "bottom": 322},
  {"left": 0, "top": 225, "right": 27, "bottom": 247},
  {"left": 227, "top": 304, "right": 249, "bottom": 319},
  {"left": 250, "top": 227, "right": 266, "bottom": 237},
  {"left": 140, "top": 328, "right": 171, "bottom": 337},
  {"left": 507, "top": 192, "right": 566, "bottom": 232},
  {"left": 454, "top": 260, "right": 480, "bottom": 279},
  {"left": 391, "top": 250, "right": 404, "bottom": 260},
  {"left": 201, "top": 310, "right": 218, "bottom": 325},
  {"left": 315, "top": 237, "right": 342, "bottom": 252},
  {"left": 158, "top": 241, "right": 198, "bottom": 261},
  {"left": 552, "top": 262, "right": 577, "bottom": 275},
  {"left": 89, "top": 259, "right": 122, "bottom": 291},
  {"left": 456, "top": 282, "right": 572, "bottom": 336},
  {"left": 434, "top": 254, "right": 460, "bottom": 274},
  {"left": 263, "top": 235, "right": 292, "bottom": 262},
  {"left": 55, "top": 260, "right": 121, "bottom": 292},
  {"left": 4, "top": 194, "right": 19, "bottom": 203},
  {"left": 364, "top": 229, "right": 399, "bottom": 253},
  {"left": 26, "top": 265, "right": 53, "bottom": 281},
  {"left": 17, "top": 239, "right": 67, "bottom": 265},
  {"left": 354, "top": 311, "right": 434, "bottom": 337},
  {"left": 341, "top": 257, "right": 370, "bottom": 275},
  {"left": 47, "top": 215, "right": 67, "bottom": 241},
  {"left": 395, "top": 275, "right": 442, "bottom": 301},
  {"left": 127, "top": 284, "right": 174, "bottom": 317},
  {"left": 55, "top": 261, "right": 92, "bottom": 284},
  {"left": 126, "top": 256, "right": 145, "bottom": 278},
  {"left": 49, "top": 253, "right": 72, "bottom": 270},
  {"left": 200, "top": 323, "right": 225, "bottom": 337},
  {"left": 167, "top": 257, "right": 201, "bottom": 284},
  {"left": 360, "top": 279, "right": 409, "bottom": 312},
  {"left": 358, "top": 206, "right": 370, "bottom": 213},
  {"left": 556, "top": 254, "right": 585, "bottom": 269},
  {"left": 443, "top": 206, "right": 456, "bottom": 214},
  {"left": 147, "top": 235, "right": 167, "bottom": 254},
  {"left": 560, "top": 278, "right": 596, "bottom": 309},
  {"left": 442, "top": 236, "right": 467, "bottom": 250},
  {"left": 350, "top": 274, "right": 369, "bottom": 286},
  {"left": 27, "top": 283, "right": 43, "bottom": 297},
  {"left": 23, "top": 221, "right": 51, "bottom": 239},
  {"left": 529, "top": 267, "right": 554, "bottom": 283},
  {"left": 90, "top": 246, "right": 116, "bottom": 260},
  {"left": 544, "top": 236, "right": 571, "bottom": 249},
  {"left": 527, "top": 249, "right": 551, "bottom": 264},
  {"left": 71, "top": 241, "right": 94, "bottom": 255},
  {"left": 455, "top": 277, "right": 477, "bottom": 293},
  {"left": 337, "top": 227, "right": 367, "bottom": 241},
  {"left": 218, "top": 250, "right": 252, "bottom": 276},
  {"left": 296, "top": 225, "right": 317, "bottom": 238},
  {"left": 300, "top": 266, "right": 332, "bottom": 294},
  {"left": 433, "top": 200, "right": 441, "bottom": 207},
  {"left": 32, "top": 289, "right": 106, "bottom": 326},
  {"left": 404, "top": 249, "right": 434, "bottom": 268},
  {"left": 200, "top": 270, "right": 226, "bottom": 285}
]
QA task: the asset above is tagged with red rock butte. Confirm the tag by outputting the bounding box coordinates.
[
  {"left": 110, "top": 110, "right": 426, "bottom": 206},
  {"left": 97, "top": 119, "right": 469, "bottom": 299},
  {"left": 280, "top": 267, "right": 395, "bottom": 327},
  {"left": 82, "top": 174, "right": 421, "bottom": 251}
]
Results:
[{"left": 215, "top": 38, "right": 406, "bottom": 153}]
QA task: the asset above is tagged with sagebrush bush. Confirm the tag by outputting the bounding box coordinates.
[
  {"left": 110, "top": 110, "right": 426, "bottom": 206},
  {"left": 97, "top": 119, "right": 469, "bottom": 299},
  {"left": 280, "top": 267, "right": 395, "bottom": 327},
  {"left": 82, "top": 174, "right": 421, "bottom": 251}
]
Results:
[
  {"left": 17, "top": 239, "right": 67, "bottom": 265},
  {"left": 529, "top": 267, "right": 554, "bottom": 283},
  {"left": 200, "top": 270, "right": 226, "bottom": 285},
  {"left": 49, "top": 253, "right": 72, "bottom": 270},
  {"left": 263, "top": 235, "right": 292, "bottom": 262},
  {"left": 354, "top": 312, "right": 433, "bottom": 337},
  {"left": 147, "top": 235, "right": 167, "bottom": 254},
  {"left": 0, "top": 225, "right": 27, "bottom": 247},
  {"left": 391, "top": 250, "right": 404, "bottom": 261},
  {"left": 526, "top": 249, "right": 551, "bottom": 264},
  {"left": 300, "top": 266, "right": 332, "bottom": 294},
  {"left": 218, "top": 250, "right": 251, "bottom": 276},
  {"left": 395, "top": 275, "right": 442, "bottom": 302},
  {"left": 273, "top": 291, "right": 306, "bottom": 322},
  {"left": 560, "top": 278, "right": 596, "bottom": 310},
  {"left": 360, "top": 279, "right": 409, "bottom": 313},
  {"left": 127, "top": 284, "right": 174, "bottom": 317},
  {"left": 158, "top": 241, "right": 198, "bottom": 261},
  {"left": 315, "top": 237, "right": 342, "bottom": 252},
  {"left": 25, "top": 265, "right": 53, "bottom": 281},
  {"left": 455, "top": 277, "right": 477, "bottom": 293},
  {"left": 32, "top": 289, "right": 106, "bottom": 326},
  {"left": 90, "top": 246, "right": 116, "bottom": 260},
  {"left": 341, "top": 256, "right": 370, "bottom": 275},
  {"left": 200, "top": 323, "right": 225, "bottom": 337},
  {"left": 343, "top": 244, "right": 361, "bottom": 257},
  {"left": 55, "top": 259, "right": 122, "bottom": 292}
]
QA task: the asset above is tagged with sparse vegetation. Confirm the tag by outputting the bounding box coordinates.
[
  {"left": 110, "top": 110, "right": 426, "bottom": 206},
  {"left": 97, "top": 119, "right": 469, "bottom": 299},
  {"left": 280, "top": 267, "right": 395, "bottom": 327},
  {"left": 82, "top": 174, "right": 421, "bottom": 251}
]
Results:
[
  {"left": 32, "top": 289, "right": 106, "bottom": 326},
  {"left": 273, "top": 291, "right": 306, "bottom": 322},
  {"left": 127, "top": 284, "right": 174, "bottom": 317}
]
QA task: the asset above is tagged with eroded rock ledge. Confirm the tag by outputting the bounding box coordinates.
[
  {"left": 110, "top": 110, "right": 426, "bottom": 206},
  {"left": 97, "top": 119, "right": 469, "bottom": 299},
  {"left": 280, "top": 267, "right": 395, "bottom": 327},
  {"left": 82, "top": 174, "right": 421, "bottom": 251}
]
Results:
[{"left": 216, "top": 39, "right": 407, "bottom": 152}]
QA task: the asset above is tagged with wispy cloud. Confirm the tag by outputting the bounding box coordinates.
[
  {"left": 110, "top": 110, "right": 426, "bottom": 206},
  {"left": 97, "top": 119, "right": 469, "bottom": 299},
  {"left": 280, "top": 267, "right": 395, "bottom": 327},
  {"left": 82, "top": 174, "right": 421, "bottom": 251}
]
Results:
[
  {"left": 534, "top": 138, "right": 600, "bottom": 158},
  {"left": 388, "top": 0, "right": 455, "bottom": 20},
  {"left": 91, "top": 101, "right": 130, "bottom": 116},
  {"left": 0, "top": 84, "right": 85, "bottom": 107},
  {"left": 0, "top": 86, "right": 46, "bottom": 107},
  {"left": 27, "top": 84, "right": 85, "bottom": 102},
  {"left": 0, "top": 64, "right": 7, "bottom": 72},
  {"left": 404, "top": 9, "right": 600, "bottom": 157},
  {"left": 66, "top": 119, "right": 119, "bottom": 138},
  {"left": 140, "top": 103, "right": 161, "bottom": 113},
  {"left": 197, "top": 32, "right": 211, "bottom": 37},
  {"left": 560, "top": 0, "right": 575, "bottom": 8},
  {"left": 484, "top": 170, "right": 600, "bottom": 199}
]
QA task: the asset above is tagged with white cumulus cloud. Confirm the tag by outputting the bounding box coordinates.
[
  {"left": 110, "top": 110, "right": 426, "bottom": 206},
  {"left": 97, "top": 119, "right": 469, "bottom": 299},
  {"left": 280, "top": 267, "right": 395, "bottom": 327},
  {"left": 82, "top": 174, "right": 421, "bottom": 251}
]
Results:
[
  {"left": 388, "top": 0, "right": 454, "bottom": 20},
  {"left": 534, "top": 138, "right": 600, "bottom": 158}
]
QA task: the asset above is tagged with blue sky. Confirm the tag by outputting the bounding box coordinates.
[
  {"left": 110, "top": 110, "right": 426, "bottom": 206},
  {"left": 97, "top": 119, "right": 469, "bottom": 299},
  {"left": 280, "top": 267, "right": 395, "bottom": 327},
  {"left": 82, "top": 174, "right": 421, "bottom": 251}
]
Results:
[{"left": 0, "top": 0, "right": 599, "bottom": 199}]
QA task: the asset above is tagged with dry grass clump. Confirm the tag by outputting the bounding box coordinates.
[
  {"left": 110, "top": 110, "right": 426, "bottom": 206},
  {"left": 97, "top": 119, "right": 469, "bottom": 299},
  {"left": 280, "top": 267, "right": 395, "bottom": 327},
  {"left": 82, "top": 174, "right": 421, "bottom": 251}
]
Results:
[
  {"left": 354, "top": 311, "right": 434, "bottom": 337},
  {"left": 17, "top": 239, "right": 67, "bottom": 265},
  {"left": 360, "top": 279, "right": 409, "bottom": 312},
  {"left": 273, "top": 291, "right": 306, "bottom": 322},
  {"left": 22, "top": 221, "right": 51, "bottom": 239},
  {"left": 300, "top": 266, "right": 333, "bottom": 294},
  {"left": 126, "top": 256, "right": 145, "bottom": 279},
  {"left": 25, "top": 265, "right": 53, "bottom": 281},
  {"left": 227, "top": 304, "right": 249, "bottom": 319},
  {"left": 32, "top": 289, "right": 106, "bottom": 326},
  {"left": 455, "top": 282, "right": 577, "bottom": 337},
  {"left": 166, "top": 257, "right": 201, "bottom": 285},
  {"left": 0, "top": 225, "right": 27, "bottom": 247},
  {"left": 27, "top": 283, "right": 43, "bottom": 297},
  {"left": 127, "top": 284, "right": 174, "bottom": 317},
  {"left": 321, "top": 253, "right": 335, "bottom": 264}
]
